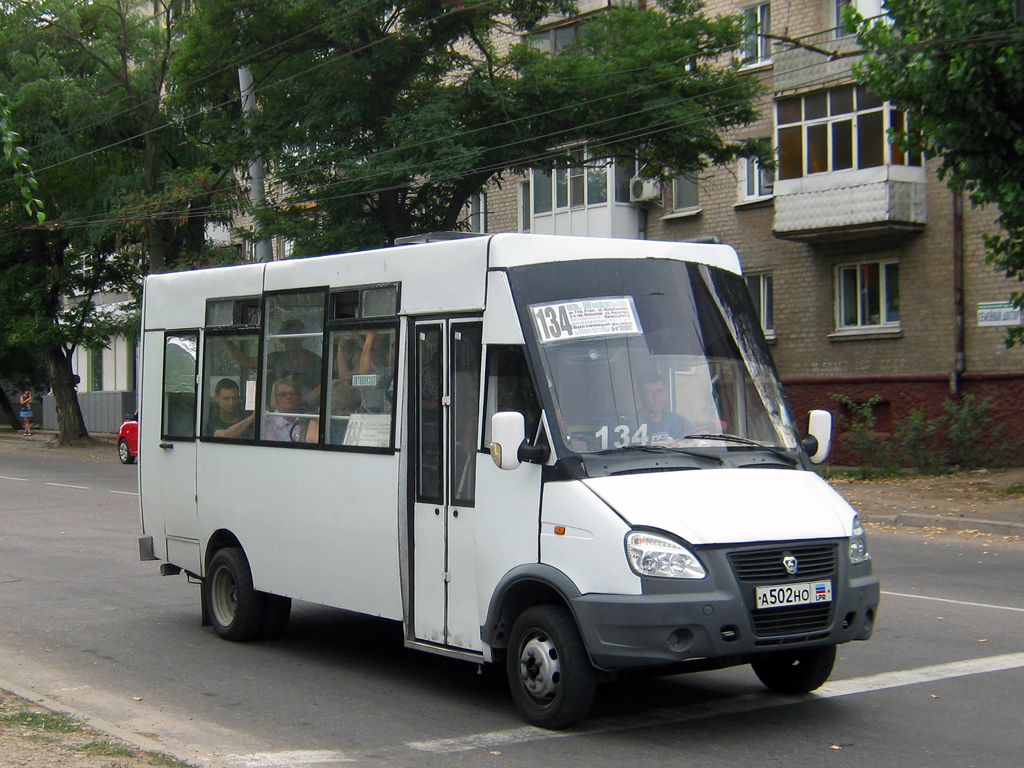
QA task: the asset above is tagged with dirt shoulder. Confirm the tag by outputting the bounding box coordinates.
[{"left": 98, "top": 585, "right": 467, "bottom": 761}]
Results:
[
  {"left": 0, "top": 689, "right": 193, "bottom": 768},
  {"left": 829, "top": 467, "right": 1024, "bottom": 536}
]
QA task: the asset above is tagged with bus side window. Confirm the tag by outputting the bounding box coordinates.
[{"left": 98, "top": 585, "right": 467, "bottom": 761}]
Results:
[
  {"left": 201, "top": 334, "right": 259, "bottom": 440},
  {"left": 328, "top": 324, "right": 397, "bottom": 448},
  {"left": 262, "top": 292, "right": 326, "bottom": 444},
  {"left": 161, "top": 332, "right": 198, "bottom": 440},
  {"left": 483, "top": 345, "right": 541, "bottom": 446}
]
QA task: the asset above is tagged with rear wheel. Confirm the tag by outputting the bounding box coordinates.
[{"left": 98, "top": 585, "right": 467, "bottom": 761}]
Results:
[
  {"left": 118, "top": 438, "right": 135, "bottom": 464},
  {"left": 506, "top": 605, "right": 596, "bottom": 729},
  {"left": 205, "top": 547, "right": 264, "bottom": 641},
  {"left": 752, "top": 644, "right": 837, "bottom": 694}
]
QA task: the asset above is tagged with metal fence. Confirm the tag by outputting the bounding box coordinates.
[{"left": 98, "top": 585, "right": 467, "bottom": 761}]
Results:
[{"left": 41, "top": 391, "right": 137, "bottom": 434}]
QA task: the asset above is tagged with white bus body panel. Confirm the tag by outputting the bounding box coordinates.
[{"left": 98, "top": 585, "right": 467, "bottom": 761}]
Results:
[
  {"left": 196, "top": 443, "right": 403, "bottom": 618},
  {"left": 582, "top": 469, "right": 856, "bottom": 546},
  {"left": 539, "top": 482, "right": 641, "bottom": 596},
  {"left": 263, "top": 238, "right": 488, "bottom": 314}
]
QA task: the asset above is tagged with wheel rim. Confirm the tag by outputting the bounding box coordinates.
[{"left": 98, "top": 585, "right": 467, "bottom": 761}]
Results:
[
  {"left": 209, "top": 565, "right": 238, "bottom": 627},
  {"left": 517, "top": 630, "right": 561, "bottom": 704},
  {"left": 119, "top": 441, "right": 129, "bottom": 462}
]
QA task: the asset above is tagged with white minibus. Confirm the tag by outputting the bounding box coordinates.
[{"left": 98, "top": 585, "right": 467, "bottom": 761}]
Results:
[{"left": 138, "top": 233, "right": 879, "bottom": 728}]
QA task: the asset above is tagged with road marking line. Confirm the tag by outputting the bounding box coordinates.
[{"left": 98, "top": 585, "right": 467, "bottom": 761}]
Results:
[
  {"left": 109, "top": 490, "right": 139, "bottom": 496},
  {"left": 0, "top": 475, "right": 29, "bottom": 481},
  {"left": 225, "top": 750, "right": 355, "bottom": 766},
  {"left": 408, "top": 653, "right": 1024, "bottom": 753},
  {"left": 883, "top": 590, "right": 1024, "bottom": 613},
  {"left": 44, "top": 482, "right": 90, "bottom": 489}
]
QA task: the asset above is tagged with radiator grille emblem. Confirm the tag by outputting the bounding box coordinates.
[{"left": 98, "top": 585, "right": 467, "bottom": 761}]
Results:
[{"left": 783, "top": 556, "right": 799, "bottom": 575}]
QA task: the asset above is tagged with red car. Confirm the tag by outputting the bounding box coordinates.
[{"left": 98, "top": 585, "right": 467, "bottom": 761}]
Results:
[{"left": 117, "top": 412, "right": 138, "bottom": 464}]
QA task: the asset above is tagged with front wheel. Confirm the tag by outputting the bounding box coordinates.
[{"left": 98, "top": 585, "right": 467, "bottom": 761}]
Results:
[
  {"left": 205, "top": 547, "right": 265, "bottom": 642},
  {"left": 506, "top": 605, "right": 596, "bottom": 729},
  {"left": 751, "top": 644, "right": 837, "bottom": 694},
  {"left": 118, "top": 438, "right": 135, "bottom": 464}
]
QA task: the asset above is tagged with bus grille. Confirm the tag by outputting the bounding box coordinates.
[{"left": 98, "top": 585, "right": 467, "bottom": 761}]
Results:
[
  {"left": 728, "top": 543, "right": 837, "bottom": 582},
  {"left": 750, "top": 603, "right": 833, "bottom": 637}
]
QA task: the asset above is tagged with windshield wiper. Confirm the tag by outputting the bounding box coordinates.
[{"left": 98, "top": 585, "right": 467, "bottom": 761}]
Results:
[
  {"left": 593, "top": 444, "right": 724, "bottom": 466},
  {"left": 682, "top": 434, "right": 798, "bottom": 466}
]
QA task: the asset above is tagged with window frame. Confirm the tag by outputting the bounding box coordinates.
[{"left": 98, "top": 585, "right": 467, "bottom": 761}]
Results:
[
  {"left": 739, "top": 152, "right": 775, "bottom": 202},
  {"left": 835, "top": 259, "right": 900, "bottom": 332},
  {"left": 776, "top": 87, "right": 921, "bottom": 181},
  {"left": 745, "top": 272, "right": 775, "bottom": 338},
  {"left": 160, "top": 330, "right": 199, "bottom": 442},
  {"left": 740, "top": 2, "right": 772, "bottom": 66}
]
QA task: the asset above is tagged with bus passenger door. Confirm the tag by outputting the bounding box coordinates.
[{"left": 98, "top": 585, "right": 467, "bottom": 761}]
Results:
[
  {"left": 411, "top": 319, "right": 483, "bottom": 651},
  {"left": 140, "top": 330, "right": 200, "bottom": 573}
]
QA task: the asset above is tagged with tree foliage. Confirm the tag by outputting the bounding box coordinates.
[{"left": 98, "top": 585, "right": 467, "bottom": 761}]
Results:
[
  {"left": 174, "top": 0, "right": 767, "bottom": 254},
  {"left": 0, "top": 0, "right": 238, "bottom": 440},
  {"left": 856, "top": 0, "right": 1024, "bottom": 345}
]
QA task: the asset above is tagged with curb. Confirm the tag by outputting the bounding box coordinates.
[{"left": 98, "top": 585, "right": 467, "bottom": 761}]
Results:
[{"left": 862, "top": 512, "right": 1024, "bottom": 537}]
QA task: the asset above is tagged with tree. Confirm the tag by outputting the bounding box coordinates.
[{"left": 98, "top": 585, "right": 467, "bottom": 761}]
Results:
[
  {"left": 174, "top": 0, "right": 768, "bottom": 255},
  {"left": 855, "top": 0, "right": 1024, "bottom": 345},
  {"left": 0, "top": 0, "right": 238, "bottom": 442}
]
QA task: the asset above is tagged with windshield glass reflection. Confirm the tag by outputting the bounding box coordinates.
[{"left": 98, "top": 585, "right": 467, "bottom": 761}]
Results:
[{"left": 509, "top": 259, "right": 799, "bottom": 457}]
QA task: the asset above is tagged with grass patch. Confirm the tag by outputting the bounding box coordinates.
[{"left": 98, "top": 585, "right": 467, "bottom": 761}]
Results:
[
  {"left": 79, "top": 739, "right": 139, "bottom": 757},
  {"left": 1, "top": 710, "right": 83, "bottom": 733},
  {"left": 991, "top": 483, "right": 1024, "bottom": 496}
]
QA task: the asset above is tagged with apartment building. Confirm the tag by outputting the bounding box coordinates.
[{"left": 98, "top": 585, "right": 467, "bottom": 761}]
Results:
[{"left": 485, "top": 0, "right": 1024, "bottom": 461}]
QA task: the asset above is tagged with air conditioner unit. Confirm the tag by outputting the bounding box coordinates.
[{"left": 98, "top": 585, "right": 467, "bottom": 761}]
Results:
[{"left": 629, "top": 177, "right": 661, "bottom": 203}]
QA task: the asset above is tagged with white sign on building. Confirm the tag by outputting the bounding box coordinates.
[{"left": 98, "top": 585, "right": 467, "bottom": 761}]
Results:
[{"left": 977, "top": 301, "right": 1023, "bottom": 327}]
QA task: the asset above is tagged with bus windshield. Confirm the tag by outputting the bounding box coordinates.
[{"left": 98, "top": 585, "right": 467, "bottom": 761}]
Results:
[{"left": 507, "top": 258, "right": 800, "bottom": 457}]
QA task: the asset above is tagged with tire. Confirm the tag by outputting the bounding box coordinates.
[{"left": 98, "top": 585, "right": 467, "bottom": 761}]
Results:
[
  {"left": 751, "top": 644, "right": 837, "bottom": 694},
  {"left": 205, "top": 547, "right": 265, "bottom": 642},
  {"left": 506, "top": 605, "right": 596, "bottom": 729},
  {"left": 259, "top": 594, "right": 292, "bottom": 640},
  {"left": 118, "top": 439, "right": 135, "bottom": 464}
]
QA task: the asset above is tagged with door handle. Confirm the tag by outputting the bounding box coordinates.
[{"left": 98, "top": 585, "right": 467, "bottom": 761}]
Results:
[{"left": 159, "top": 443, "right": 174, "bottom": 450}]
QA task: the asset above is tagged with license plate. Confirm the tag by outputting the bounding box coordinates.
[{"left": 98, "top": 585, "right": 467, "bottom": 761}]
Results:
[{"left": 755, "top": 581, "right": 833, "bottom": 609}]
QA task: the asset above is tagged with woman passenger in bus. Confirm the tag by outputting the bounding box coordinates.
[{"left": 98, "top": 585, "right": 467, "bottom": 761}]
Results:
[{"left": 263, "top": 379, "right": 316, "bottom": 443}]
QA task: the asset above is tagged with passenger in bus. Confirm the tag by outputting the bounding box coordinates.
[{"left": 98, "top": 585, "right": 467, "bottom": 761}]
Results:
[
  {"left": 269, "top": 319, "right": 323, "bottom": 408},
  {"left": 356, "top": 329, "right": 394, "bottom": 413},
  {"left": 263, "top": 380, "right": 316, "bottom": 443},
  {"left": 205, "top": 378, "right": 255, "bottom": 439}
]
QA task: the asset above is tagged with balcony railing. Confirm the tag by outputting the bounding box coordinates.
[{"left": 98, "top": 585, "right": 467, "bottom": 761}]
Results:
[{"left": 772, "top": 165, "right": 927, "bottom": 242}]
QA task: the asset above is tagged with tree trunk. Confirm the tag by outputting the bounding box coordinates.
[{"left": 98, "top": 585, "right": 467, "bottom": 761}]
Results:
[
  {"left": 42, "top": 345, "right": 90, "bottom": 444},
  {"left": 0, "top": 387, "right": 22, "bottom": 430}
]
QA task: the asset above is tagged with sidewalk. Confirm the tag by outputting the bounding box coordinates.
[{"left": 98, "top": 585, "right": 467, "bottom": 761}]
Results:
[{"left": 830, "top": 467, "right": 1024, "bottom": 537}]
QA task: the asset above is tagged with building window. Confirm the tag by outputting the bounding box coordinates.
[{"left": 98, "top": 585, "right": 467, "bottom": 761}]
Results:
[
  {"left": 740, "top": 153, "right": 774, "bottom": 200},
  {"left": 776, "top": 86, "right": 921, "bottom": 181},
  {"left": 740, "top": 3, "right": 771, "bottom": 65},
  {"left": 530, "top": 21, "right": 583, "bottom": 54},
  {"left": 670, "top": 174, "right": 700, "bottom": 212},
  {"left": 745, "top": 273, "right": 775, "bottom": 335},
  {"left": 466, "top": 192, "right": 487, "bottom": 233},
  {"left": 835, "top": 0, "right": 884, "bottom": 37},
  {"left": 531, "top": 149, "right": 610, "bottom": 215},
  {"left": 836, "top": 261, "right": 900, "bottom": 330},
  {"left": 90, "top": 347, "right": 104, "bottom": 391},
  {"left": 519, "top": 181, "right": 531, "bottom": 232}
]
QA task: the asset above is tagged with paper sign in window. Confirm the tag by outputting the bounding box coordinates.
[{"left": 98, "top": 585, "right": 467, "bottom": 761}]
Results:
[{"left": 529, "top": 297, "right": 642, "bottom": 344}]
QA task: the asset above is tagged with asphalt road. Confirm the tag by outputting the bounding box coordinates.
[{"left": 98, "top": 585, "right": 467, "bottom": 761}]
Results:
[{"left": 1, "top": 444, "right": 1022, "bottom": 768}]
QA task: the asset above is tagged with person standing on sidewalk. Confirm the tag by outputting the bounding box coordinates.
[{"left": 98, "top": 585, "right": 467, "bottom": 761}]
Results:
[{"left": 18, "top": 390, "right": 33, "bottom": 436}]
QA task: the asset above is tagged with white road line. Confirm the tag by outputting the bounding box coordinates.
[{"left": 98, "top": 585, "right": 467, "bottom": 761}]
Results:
[
  {"left": 44, "top": 482, "right": 90, "bottom": 489},
  {"left": 109, "top": 490, "right": 139, "bottom": 496},
  {"left": 883, "top": 590, "right": 1024, "bottom": 613},
  {"left": 408, "top": 653, "right": 1024, "bottom": 754},
  {"left": 224, "top": 751, "right": 355, "bottom": 766},
  {"left": 0, "top": 475, "right": 28, "bottom": 481}
]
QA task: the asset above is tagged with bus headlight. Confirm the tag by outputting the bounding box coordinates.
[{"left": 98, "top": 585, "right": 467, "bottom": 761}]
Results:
[
  {"left": 849, "top": 515, "right": 871, "bottom": 565},
  {"left": 625, "top": 531, "right": 706, "bottom": 579}
]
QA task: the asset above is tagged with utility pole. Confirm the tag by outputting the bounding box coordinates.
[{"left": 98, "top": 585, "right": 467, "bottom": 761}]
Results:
[{"left": 238, "top": 67, "right": 274, "bottom": 262}]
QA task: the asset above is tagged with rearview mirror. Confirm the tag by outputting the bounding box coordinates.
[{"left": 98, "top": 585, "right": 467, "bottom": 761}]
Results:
[{"left": 802, "top": 409, "right": 832, "bottom": 464}]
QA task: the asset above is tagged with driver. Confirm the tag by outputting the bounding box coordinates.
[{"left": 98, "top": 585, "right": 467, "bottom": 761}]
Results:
[{"left": 636, "top": 372, "right": 695, "bottom": 443}]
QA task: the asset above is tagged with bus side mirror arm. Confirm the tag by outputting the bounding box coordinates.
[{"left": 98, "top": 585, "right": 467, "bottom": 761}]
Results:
[
  {"left": 490, "top": 411, "right": 548, "bottom": 470},
  {"left": 802, "top": 409, "right": 832, "bottom": 464}
]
